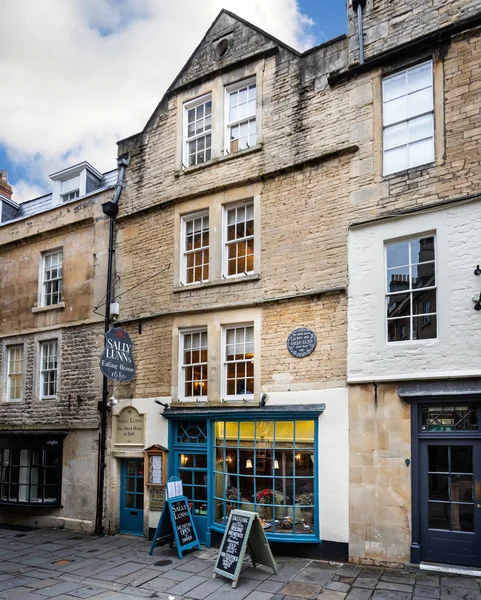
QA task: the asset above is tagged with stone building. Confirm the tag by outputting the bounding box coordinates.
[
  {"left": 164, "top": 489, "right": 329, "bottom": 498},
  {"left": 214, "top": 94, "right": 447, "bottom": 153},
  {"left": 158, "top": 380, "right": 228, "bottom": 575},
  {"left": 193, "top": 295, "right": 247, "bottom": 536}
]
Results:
[
  {"left": 107, "top": 0, "right": 481, "bottom": 567},
  {"left": 0, "top": 163, "right": 116, "bottom": 532},
  {"left": 343, "top": 0, "right": 481, "bottom": 568}
]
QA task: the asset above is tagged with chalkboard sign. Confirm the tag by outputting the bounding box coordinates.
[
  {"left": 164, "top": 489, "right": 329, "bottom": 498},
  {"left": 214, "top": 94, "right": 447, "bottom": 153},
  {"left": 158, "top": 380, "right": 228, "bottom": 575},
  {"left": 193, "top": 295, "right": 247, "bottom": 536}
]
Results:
[
  {"left": 171, "top": 498, "right": 196, "bottom": 546},
  {"left": 149, "top": 495, "right": 200, "bottom": 559},
  {"left": 287, "top": 327, "right": 317, "bottom": 358},
  {"left": 213, "top": 510, "right": 277, "bottom": 588},
  {"left": 149, "top": 486, "right": 165, "bottom": 512}
]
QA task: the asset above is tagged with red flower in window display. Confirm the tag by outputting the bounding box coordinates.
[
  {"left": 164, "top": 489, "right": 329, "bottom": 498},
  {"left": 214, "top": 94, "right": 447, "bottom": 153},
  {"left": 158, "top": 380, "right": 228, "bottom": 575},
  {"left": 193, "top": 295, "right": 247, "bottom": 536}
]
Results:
[{"left": 256, "top": 489, "right": 275, "bottom": 504}]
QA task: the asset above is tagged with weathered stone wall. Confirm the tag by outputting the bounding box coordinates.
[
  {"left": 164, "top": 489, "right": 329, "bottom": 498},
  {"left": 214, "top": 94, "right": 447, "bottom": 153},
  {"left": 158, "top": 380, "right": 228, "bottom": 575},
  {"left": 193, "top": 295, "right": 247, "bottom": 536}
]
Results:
[
  {"left": 261, "top": 294, "right": 346, "bottom": 392},
  {"left": 347, "top": 0, "right": 481, "bottom": 64},
  {"left": 349, "top": 383, "right": 411, "bottom": 565},
  {"left": 0, "top": 323, "right": 103, "bottom": 428}
]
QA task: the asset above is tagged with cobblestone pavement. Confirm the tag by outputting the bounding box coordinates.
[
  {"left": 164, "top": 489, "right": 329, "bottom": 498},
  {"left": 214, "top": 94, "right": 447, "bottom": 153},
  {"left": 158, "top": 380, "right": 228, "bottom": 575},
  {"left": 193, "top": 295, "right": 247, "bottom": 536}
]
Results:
[{"left": 0, "top": 528, "right": 480, "bottom": 600}]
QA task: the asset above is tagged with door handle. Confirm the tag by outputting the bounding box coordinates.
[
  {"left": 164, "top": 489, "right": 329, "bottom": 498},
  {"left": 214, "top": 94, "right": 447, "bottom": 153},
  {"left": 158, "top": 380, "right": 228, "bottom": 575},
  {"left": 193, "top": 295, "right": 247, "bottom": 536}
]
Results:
[
  {"left": 477, "top": 505, "right": 481, "bottom": 509},
  {"left": 130, "top": 511, "right": 138, "bottom": 515}
]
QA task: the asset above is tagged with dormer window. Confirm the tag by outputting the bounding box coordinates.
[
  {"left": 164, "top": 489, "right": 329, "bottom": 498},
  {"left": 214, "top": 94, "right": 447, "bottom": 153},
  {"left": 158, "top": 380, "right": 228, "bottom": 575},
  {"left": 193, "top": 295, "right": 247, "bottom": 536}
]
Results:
[
  {"left": 50, "top": 162, "right": 102, "bottom": 206},
  {"left": 183, "top": 94, "right": 212, "bottom": 167},
  {"left": 225, "top": 79, "right": 256, "bottom": 153}
]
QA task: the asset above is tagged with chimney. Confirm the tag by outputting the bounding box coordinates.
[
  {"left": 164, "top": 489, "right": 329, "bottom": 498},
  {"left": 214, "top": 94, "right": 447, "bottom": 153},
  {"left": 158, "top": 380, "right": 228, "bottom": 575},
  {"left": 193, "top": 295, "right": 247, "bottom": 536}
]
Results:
[{"left": 0, "top": 170, "right": 13, "bottom": 201}]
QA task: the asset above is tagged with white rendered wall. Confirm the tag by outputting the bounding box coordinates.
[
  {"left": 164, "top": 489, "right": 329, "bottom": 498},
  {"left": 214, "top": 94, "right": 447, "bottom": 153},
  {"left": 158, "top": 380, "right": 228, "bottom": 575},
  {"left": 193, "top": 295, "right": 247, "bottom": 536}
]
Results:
[{"left": 348, "top": 199, "right": 481, "bottom": 381}]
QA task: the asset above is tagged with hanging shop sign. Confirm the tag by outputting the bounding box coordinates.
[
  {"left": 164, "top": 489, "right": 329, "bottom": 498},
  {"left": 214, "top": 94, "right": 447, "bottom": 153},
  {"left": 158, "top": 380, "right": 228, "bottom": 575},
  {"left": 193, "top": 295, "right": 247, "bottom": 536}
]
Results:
[
  {"left": 100, "top": 327, "right": 136, "bottom": 381},
  {"left": 149, "top": 478, "right": 200, "bottom": 559},
  {"left": 213, "top": 510, "right": 277, "bottom": 588},
  {"left": 287, "top": 327, "right": 317, "bottom": 358}
]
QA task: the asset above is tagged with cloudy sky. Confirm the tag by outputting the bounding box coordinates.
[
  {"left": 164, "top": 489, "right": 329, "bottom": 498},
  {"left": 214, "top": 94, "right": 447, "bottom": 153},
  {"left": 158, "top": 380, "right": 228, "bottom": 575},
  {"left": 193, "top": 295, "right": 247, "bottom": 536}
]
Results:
[{"left": 0, "top": 0, "right": 346, "bottom": 202}]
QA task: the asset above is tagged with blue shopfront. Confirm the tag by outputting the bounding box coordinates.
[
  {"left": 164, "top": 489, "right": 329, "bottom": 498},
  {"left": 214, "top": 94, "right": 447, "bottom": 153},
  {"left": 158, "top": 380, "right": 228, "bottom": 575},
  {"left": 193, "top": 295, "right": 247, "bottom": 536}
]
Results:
[{"left": 158, "top": 405, "right": 325, "bottom": 550}]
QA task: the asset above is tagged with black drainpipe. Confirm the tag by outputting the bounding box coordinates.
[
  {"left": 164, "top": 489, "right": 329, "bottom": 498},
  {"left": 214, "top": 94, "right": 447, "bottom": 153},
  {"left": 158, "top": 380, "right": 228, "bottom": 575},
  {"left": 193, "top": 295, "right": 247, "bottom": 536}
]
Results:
[
  {"left": 95, "top": 154, "right": 129, "bottom": 535},
  {"left": 352, "top": 0, "right": 367, "bottom": 64}
]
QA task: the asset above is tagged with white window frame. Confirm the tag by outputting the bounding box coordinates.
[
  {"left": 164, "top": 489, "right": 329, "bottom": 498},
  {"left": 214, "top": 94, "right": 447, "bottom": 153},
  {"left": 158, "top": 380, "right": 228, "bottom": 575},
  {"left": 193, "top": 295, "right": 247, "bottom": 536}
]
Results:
[
  {"left": 382, "top": 60, "right": 434, "bottom": 175},
  {"left": 385, "top": 234, "right": 437, "bottom": 343},
  {"left": 222, "top": 323, "right": 255, "bottom": 401},
  {"left": 40, "top": 340, "right": 58, "bottom": 400},
  {"left": 224, "top": 78, "right": 256, "bottom": 154},
  {"left": 6, "top": 345, "right": 24, "bottom": 402},
  {"left": 179, "top": 329, "right": 208, "bottom": 402},
  {"left": 181, "top": 211, "right": 209, "bottom": 285},
  {"left": 183, "top": 93, "right": 213, "bottom": 168},
  {"left": 41, "top": 249, "right": 63, "bottom": 307},
  {"left": 61, "top": 190, "right": 79, "bottom": 203},
  {"left": 223, "top": 200, "right": 255, "bottom": 278}
]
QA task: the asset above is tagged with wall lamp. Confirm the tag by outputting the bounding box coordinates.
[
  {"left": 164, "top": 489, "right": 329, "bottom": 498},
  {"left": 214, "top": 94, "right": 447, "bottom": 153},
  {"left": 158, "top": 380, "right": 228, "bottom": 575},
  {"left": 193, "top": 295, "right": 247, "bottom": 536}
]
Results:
[
  {"left": 107, "top": 396, "right": 118, "bottom": 409},
  {"left": 154, "top": 400, "right": 169, "bottom": 408},
  {"left": 259, "top": 393, "right": 267, "bottom": 407},
  {"left": 475, "top": 265, "right": 481, "bottom": 276}
]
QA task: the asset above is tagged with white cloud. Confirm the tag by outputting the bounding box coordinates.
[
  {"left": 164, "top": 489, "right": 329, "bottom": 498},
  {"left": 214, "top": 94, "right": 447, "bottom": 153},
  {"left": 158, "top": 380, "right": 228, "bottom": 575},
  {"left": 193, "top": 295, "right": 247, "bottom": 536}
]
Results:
[
  {"left": 10, "top": 180, "right": 48, "bottom": 204},
  {"left": 0, "top": 0, "right": 315, "bottom": 200}
]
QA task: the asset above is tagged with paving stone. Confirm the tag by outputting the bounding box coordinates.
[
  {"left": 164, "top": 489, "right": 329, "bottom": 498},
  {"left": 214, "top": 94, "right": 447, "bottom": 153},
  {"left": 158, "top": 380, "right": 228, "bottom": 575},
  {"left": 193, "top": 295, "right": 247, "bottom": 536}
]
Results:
[
  {"left": 371, "top": 591, "right": 411, "bottom": 600},
  {"left": 270, "top": 594, "right": 285, "bottom": 600},
  {"left": 380, "top": 575, "right": 415, "bottom": 586},
  {"left": 243, "top": 592, "right": 274, "bottom": 600},
  {"left": 177, "top": 558, "right": 214, "bottom": 573},
  {"left": 185, "top": 578, "right": 225, "bottom": 599},
  {"left": 0, "top": 589, "right": 47, "bottom": 600},
  {"left": 241, "top": 567, "right": 273, "bottom": 581},
  {"left": 75, "top": 593, "right": 128, "bottom": 600},
  {"left": 141, "top": 576, "right": 175, "bottom": 592},
  {"left": 256, "top": 581, "right": 286, "bottom": 593},
  {"left": 158, "top": 568, "right": 199, "bottom": 582},
  {"left": 334, "top": 567, "right": 362, "bottom": 578},
  {"left": 116, "top": 567, "right": 159, "bottom": 586},
  {"left": 72, "top": 579, "right": 126, "bottom": 593},
  {"left": 440, "top": 576, "right": 480, "bottom": 589},
  {"left": 414, "top": 576, "right": 439, "bottom": 587},
  {"left": 64, "top": 586, "right": 106, "bottom": 598},
  {"left": 270, "top": 568, "right": 306, "bottom": 583},
  {"left": 25, "top": 579, "right": 60, "bottom": 590},
  {"left": 358, "top": 569, "right": 383, "bottom": 578},
  {"left": 345, "top": 589, "right": 373, "bottom": 600},
  {"left": 440, "top": 586, "right": 480, "bottom": 600},
  {"left": 376, "top": 582, "right": 413, "bottom": 593},
  {"left": 338, "top": 577, "right": 355, "bottom": 584},
  {"left": 166, "top": 575, "right": 209, "bottom": 595},
  {"left": 0, "top": 576, "right": 43, "bottom": 590},
  {"left": 413, "top": 584, "right": 440, "bottom": 598},
  {"left": 293, "top": 566, "right": 335, "bottom": 586},
  {"left": 280, "top": 581, "right": 323, "bottom": 598},
  {"left": 35, "top": 581, "right": 84, "bottom": 597},
  {"left": 205, "top": 577, "right": 259, "bottom": 600},
  {"left": 316, "top": 590, "right": 347, "bottom": 600},
  {"left": 352, "top": 579, "right": 377, "bottom": 589},
  {"left": 325, "top": 583, "right": 351, "bottom": 593}
]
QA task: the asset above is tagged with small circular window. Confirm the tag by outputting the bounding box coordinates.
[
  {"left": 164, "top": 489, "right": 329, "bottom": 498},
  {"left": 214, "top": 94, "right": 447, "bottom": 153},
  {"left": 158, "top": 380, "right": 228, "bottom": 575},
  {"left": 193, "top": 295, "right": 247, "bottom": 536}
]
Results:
[{"left": 216, "top": 38, "right": 229, "bottom": 59}]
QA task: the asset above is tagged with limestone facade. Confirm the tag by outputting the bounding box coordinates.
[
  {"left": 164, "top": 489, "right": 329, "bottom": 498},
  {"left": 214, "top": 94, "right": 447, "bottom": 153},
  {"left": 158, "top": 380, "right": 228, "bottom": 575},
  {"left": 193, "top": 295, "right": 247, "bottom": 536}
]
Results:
[{"left": 0, "top": 171, "right": 115, "bottom": 531}]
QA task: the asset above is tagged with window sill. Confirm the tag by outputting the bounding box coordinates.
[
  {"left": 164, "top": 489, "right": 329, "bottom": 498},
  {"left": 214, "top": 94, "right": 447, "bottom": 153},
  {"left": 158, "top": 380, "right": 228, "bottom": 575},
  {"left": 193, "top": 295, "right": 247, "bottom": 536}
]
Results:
[
  {"left": 174, "top": 273, "right": 260, "bottom": 293},
  {"left": 175, "top": 144, "right": 262, "bottom": 177},
  {"left": 383, "top": 160, "right": 435, "bottom": 180},
  {"left": 32, "top": 302, "right": 65, "bottom": 314},
  {"left": 0, "top": 501, "right": 62, "bottom": 509}
]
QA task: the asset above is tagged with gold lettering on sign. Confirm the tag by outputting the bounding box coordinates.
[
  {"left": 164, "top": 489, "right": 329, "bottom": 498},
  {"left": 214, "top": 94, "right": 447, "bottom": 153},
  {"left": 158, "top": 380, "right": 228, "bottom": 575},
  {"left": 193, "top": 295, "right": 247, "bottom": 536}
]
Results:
[{"left": 114, "top": 407, "right": 144, "bottom": 445}]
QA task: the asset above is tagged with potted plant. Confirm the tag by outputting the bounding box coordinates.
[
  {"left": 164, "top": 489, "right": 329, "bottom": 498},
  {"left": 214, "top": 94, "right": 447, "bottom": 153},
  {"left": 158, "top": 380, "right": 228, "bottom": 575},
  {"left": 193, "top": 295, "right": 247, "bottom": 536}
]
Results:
[
  {"left": 256, "top": 489, "right": 275, "bottom": 521},
  {"left": 296, "top": 492, "right": 314, "bottom": 529}
]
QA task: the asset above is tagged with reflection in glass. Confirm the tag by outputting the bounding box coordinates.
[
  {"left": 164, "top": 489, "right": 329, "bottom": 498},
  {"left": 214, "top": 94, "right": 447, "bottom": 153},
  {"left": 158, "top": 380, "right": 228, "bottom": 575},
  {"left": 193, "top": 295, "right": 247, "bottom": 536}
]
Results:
[
  {"left": 452, "top": 475, "right": 473, "bottom": 503},
  {"left": 213, "top": 420, "right": 316, "bottom": 536},
  {"left": 451, "top": 446, "right": 472, "bottom": 474},
  {"left": 428, "top": 474, "right": 448, "bottom": 501},
  {"left": 422, "top": 406, "right": 478, "bottom": 432},
  {"left": 429, "top": 502, "right": 449, "bottom": 530},
  {"left": 452, "top": 504, "right": 474, "bottom": 532},
  {"left": 388, "top": 317, "right": 410, "bottom": 342},
  {"left": 428, "top": 446, "right": 448, "bottom": 472}
]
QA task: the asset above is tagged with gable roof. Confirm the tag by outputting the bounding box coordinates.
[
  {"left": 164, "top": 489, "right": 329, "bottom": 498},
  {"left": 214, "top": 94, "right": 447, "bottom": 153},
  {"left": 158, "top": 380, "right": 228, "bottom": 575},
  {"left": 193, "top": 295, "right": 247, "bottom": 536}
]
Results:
[{"left": 119, "top": 9, "right": 299, "bottom": 144}]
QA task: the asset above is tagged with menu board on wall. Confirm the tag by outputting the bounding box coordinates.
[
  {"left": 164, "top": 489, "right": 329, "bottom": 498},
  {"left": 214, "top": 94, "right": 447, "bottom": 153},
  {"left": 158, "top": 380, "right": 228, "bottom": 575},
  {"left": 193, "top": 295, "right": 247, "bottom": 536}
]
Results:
[
  {"left": 149, "top": 486, "right": 165, "bottom": 512},
  {"left": 149, "top": 455, "right": 163, "bottom": 484}
]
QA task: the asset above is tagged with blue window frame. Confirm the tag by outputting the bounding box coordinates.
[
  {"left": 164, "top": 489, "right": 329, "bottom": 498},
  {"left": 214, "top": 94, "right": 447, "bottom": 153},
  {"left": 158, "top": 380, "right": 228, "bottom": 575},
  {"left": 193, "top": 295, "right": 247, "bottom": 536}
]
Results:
[{"left": 166, "top": 407, "right": 323, "bottom": 544}]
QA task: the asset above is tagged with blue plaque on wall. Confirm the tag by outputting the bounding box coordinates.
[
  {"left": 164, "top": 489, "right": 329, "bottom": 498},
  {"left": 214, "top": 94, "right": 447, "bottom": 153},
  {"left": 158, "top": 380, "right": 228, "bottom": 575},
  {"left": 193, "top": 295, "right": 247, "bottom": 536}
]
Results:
[{"left": 287, "top": 328, "right": 317, "bottom": 358}]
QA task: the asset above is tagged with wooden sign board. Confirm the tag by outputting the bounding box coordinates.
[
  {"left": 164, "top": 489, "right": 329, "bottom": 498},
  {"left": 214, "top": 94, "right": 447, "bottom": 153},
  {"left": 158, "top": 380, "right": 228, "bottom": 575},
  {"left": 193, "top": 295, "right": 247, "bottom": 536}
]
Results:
[
  {"left": 149, "top": 495, "right": 200, "bottom": 559},
  {"left": 149, "top": 486, "right": 165, "bottom": 512},
  {"left": 213, "top": 510, "right": 277, "bottom": 588}
]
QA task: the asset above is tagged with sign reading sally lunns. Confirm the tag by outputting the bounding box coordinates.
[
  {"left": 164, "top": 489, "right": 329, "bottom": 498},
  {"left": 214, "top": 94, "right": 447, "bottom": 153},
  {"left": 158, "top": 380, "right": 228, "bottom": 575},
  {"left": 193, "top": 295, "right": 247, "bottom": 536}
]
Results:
[{"left": 100, "top": 327, "right": 136, "bottom": 382}]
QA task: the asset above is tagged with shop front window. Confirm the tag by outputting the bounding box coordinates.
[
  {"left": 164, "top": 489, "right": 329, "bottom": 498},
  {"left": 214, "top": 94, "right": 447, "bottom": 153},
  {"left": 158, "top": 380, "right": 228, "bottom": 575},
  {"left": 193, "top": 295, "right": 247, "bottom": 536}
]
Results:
[{"left": 214, "top": 420, "right": 316, "bottom": 535}]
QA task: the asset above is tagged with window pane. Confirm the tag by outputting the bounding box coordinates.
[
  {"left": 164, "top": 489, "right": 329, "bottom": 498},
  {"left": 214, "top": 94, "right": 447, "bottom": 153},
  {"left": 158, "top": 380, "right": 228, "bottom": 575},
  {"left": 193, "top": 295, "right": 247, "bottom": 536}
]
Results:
[
  {"left": 383, "top": 145, "right": 408, "bottom": 175},
  {"left": 408, "top": 61, "right": 432, "bottom": 93},
  {"left": 409, "top": 137, "right": 434, "bottom": 168},
  {"left": 428, "top": 474, "right": 449, "bottom": 501},
  {"left": 412, "top": 289, "right": 436, "bottom": 314},
  {"left": 407, "top": 87, "right": 433, "bottom": 119},
  {"left": 429, "top": 502, "right": 449, "bottom": 530},
  {"left": 409, "top": 114, "right": 434, "bottom": 143},
  {"left": 413, "top": 315, "right": 437, "bottom": 339},
  {"left": 387, "top": 317, "right": 410, "bottom": 342},
  {"left": 383, "top": 71, "right": 406, "bottom": 102},
  {"left": 383, "top": 97, "right": 407, "bottom": 127}
]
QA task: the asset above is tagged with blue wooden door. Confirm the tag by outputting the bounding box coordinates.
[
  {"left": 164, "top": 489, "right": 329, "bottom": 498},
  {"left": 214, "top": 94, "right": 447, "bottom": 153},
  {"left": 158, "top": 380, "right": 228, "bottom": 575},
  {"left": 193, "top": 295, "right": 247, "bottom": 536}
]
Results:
[
  {"left": 420, "top": 440, "right": 481, "bottom": 566},
  {"left": 176, "top": 451, "right": 208, "bottom": 544},
  {"left": 120, "top": 459, "right": 144, "bottom": 535}
]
